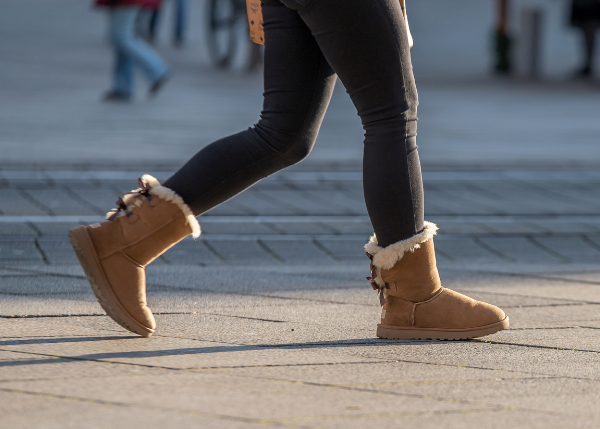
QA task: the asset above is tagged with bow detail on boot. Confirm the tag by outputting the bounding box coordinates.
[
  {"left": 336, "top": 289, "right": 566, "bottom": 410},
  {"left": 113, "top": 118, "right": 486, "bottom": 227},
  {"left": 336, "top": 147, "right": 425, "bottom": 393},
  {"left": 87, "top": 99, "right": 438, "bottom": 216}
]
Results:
[
  {"left": 106, "top": 177, "right": 158, "bottom": 221},
  {"left": 366, "top": 252, "right": 388, "bottom": 306}
]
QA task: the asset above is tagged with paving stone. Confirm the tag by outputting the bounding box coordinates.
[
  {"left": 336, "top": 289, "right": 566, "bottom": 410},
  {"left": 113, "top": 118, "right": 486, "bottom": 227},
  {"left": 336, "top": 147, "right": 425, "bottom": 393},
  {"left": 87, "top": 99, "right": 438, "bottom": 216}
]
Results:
[
  {"left": 30, "top": 222, "right": 84, "bottom": 236},
  {"left": 135, "top": 264, "right": 367, "bottom": 294},
  {"left": 0, "top": 189, "right": 48, "bottom": 215},
  {"left": 202, "top": 199, "right": 256, "bottom": 216},
  {"left": 0, "top": 273, "right": 89, "bottom": 296},
  {"left": 538, "top": 270, "right": 600, "bottom": 284},
  {"left": 424, "top": 185, "right": 503, "bottom": 215},
  {"left": 201, "top": 240, "right": 280, "bottom": 265},
  {"left": 433, "top": 237, "right": 503, "bottom": 262},
  {"left": 257, "top": 189, "right": 348, "bottom": 215},
  {"left": 533, "top": 236, "right": 600, "bottom": 261},
  {"left": 478, "top": 237, "right": 565, "bottom": 263},
  {"left": 0, "top": 296, "right": 101, "bottom": 318},
  {"left": 449, "top": 275, "right": 600, "bottom": 305},
  {"left": 582, "top": 233, "right": 600, "bottom": 250},
  {"left": 0, "top": 223, "right": 36, "bottom": 236},
  {"left": 433, "top": 221, "right": 495, "bottom": 234},
  {"left": 489, "top": 326, "right": 600, "bottom": 352},
  {"left": 20, "top": 189, "right": 98, "bottom": 216},
  {"left": 529, "top": 220, "right": 600, "bottom": 234},
  {"left": 63, "top": 187, "right": 120, "bottom": 214},
  {"left": 199, "top": 222, "right": 277, "bottom": 235},
  {"left": 338, "top": 341, "right": 600, "bottom": 380},
  {"left": 0, "top": 353, "right": 172, "bottom": 383},
  {"left": 160, "top": 244, "right": 222, "bottom": 266},
  {"left": 300, "top": 189, "right": 367, "bottom": 215},
  {"left": 0, "top": 239, "right": 42, "bottom": 262},
  {"left": 255, "top": 240, "right": 336, "bottom": 264},
  {"left": 478, "top": 222, "right": 550, "bottom": 234},
  {"left": 336, "top": 372, "right": 600, "bottom": 421},
  {"left": 316, "top": 238, "right": 368, "bottom": 261},
  {"left": 154, "top": 313, "right": 374, "bottom": 345},
  {"left": 322, "top": 221, "right": 373, "bottom": 235},
  {"left": 478, "top": 182, "right": 577, "bottom": 215},
  {"left": 209, "top": 302, "right": 378, "bottom": 331},
  {"left": 225, "top": 190, "right": 296, "bottom": 216},
  {"left": 0, "top": 350, "right": 42, "bottom": 361},
  {"left": 0, "top": 317, "right": 120, "bottom": 338},
  {"left": 264, "top": 221, "right": 335, "bottom": 235},
  {"left": 0, "top": 371, "right": 481, "bottom": 422},
  {"left": 0, "top": 391, "right": 258, "bottom": 429},
  {"left": 0, "top": 335, "right": 376, "bottom": 370},
  {"left": 496, "top": 305, "right": 600, "bottom": 329}
]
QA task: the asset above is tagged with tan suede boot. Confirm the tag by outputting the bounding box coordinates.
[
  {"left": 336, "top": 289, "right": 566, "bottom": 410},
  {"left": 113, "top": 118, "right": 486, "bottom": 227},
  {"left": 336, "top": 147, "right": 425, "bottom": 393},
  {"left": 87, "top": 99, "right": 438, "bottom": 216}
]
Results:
[
  {"left": 365, "top": 222, "right": 509, "bottom": 340},
  {"left": 68, "top": 175, "right": 200, "bottom": 337}
]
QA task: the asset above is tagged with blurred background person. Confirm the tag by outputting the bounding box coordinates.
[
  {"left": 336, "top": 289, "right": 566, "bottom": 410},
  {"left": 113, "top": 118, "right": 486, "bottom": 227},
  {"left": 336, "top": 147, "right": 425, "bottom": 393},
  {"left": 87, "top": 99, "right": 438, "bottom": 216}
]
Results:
[
  {"left": 95, "top": 0, "right": 171, "bottom": 101},
  {"left": 144, "top": 0, "right": 187, "bottom": 47},
  {"left": 570, "top": 0, "right": 600, "bottom": 77}
]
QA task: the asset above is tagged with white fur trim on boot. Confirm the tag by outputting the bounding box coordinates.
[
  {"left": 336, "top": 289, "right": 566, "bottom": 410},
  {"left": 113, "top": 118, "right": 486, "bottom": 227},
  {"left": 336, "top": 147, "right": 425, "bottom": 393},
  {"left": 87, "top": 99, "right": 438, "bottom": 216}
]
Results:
[
  {"left": 106, "top": 175, "right": 201, "bottom": 239},
  {"left": 141, "top": 175, "right": 201, "bottom": 239},
  {"left": 365, "top": 221, "right": 438, "bottom": 270}
]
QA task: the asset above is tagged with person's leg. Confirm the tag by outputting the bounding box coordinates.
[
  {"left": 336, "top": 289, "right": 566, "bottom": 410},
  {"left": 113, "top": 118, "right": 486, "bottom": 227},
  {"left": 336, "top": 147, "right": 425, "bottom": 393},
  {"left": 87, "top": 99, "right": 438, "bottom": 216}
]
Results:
[
  {"left": 163, "top": 0, "right": 337, "bottom": 215},
  {"left": 112, "top": 50, "right": 134, "bottom": 96},
  {"left": 280, "top": 0, "right": 507, "bottom": 340},
  {"left": 105, "top": 9, "right": 134, "bottom": 98},
  {"left": 174, "top": 0, "right": 186, "bottom": 45},
  {"left": 582, "top": 25, "right": 596, "bottom": 75},
  {"left": 70, "top": 0, "right": 337, "bottom": 337},
  {"left": 280, "top": 0, "right": 422, "bottom": 248},
  {"left": 110, "top": 6, "right": 169, "bottom": 86},
  {"left": 148, "top": 8, "right": 160, "bottom": 43}
]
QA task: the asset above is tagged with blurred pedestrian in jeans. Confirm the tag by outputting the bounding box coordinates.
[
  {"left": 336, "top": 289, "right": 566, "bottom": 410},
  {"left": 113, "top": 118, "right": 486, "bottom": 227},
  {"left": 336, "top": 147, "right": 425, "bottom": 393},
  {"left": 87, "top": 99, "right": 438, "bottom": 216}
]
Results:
[
  {"left": 146, "top": 0, "right": 187, "bottom": 47},
  {"left": 95, "top": 0, "right": 170, "bottom": 101},
  {"left": 571, "top": 0, "right": 600, "bottom": 77}
]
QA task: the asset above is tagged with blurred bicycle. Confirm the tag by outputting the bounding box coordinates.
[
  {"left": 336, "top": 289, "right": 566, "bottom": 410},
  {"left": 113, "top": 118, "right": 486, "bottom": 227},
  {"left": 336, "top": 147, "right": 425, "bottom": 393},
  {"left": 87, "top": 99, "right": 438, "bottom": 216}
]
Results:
[{"left": 206, "top": 0, "right": 262, "bottom": 71}]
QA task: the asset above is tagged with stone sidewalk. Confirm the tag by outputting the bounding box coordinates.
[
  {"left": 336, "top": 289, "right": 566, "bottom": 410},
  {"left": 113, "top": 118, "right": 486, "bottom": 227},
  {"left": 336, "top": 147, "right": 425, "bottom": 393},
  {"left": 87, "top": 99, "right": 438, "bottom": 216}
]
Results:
[
  {"left": 2, "top": 166, "right": 600, "bottom": 429},
  {"left": 2, "top": 0, "right": 600, "bottom": 428}
]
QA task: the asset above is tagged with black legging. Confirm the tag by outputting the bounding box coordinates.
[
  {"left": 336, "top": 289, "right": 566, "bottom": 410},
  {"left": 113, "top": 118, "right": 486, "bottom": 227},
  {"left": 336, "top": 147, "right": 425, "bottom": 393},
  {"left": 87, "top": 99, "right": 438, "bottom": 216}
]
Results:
[{"left": 164, "top": 0, "right": 424, "bottom": 247}]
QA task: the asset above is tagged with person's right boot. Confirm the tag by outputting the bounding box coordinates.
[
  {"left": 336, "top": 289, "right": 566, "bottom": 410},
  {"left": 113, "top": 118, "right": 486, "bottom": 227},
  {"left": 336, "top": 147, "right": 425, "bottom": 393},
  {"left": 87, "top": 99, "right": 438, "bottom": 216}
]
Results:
[
  {"left": 365, "top": 222, "right": 509, "bottom": 340},
  {"left": 69, "top": 175, "right": 200, "bottom": 337}
]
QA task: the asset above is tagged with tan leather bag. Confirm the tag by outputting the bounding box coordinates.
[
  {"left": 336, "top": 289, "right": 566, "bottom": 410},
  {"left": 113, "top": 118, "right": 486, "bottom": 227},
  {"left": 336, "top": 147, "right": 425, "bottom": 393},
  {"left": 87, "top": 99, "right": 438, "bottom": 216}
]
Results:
[
  {"left": 246, "top": 0, "right": 264, "bottom": 45},
  {"left": 246, "top": 0, "right": 412, "bottom": 47}
]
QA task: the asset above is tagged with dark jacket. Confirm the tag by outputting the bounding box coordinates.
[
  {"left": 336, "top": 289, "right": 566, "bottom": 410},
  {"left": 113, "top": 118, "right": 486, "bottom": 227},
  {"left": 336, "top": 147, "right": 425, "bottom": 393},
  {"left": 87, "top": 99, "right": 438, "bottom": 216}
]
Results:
[{"left": 571, "top": 0, "right": 600, "bottom": 27}]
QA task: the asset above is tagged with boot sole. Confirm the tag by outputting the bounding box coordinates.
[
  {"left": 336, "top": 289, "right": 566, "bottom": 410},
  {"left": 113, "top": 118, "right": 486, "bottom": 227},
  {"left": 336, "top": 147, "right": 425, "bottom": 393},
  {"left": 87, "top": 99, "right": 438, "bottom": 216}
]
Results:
[
  {"left": 376, "top": 316, "right": 509, "bottom": 340},
  {"left": 69, "top": 226, "right": 154, "bottom": 338}
]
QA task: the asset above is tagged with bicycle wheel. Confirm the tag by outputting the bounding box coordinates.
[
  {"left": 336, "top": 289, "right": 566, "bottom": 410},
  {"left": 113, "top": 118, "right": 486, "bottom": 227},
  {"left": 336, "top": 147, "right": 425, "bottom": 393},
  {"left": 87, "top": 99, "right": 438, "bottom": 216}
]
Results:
[{"left": 206, "top": 0, "right": 244, "bottom": 69}]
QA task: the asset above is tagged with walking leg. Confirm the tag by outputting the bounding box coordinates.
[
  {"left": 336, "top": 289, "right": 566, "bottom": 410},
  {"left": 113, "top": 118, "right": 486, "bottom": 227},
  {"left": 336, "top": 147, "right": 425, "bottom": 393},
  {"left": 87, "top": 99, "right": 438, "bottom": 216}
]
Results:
[
  {"left": 283, "top": 0, "right": 508, "bottom": 339},
  {"left": 163, "top": 0, "right": 337, "bottom": 215}
]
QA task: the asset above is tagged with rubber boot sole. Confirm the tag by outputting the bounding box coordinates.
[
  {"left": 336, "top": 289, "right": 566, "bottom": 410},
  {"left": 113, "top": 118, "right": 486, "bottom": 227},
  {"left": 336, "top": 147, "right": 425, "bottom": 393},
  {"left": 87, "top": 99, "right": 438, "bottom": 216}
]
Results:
[
  {"left": 69, "top": 226, "right": 154, "bottom": 338},
  {"left": 376, "top": 316, "right": 509, "bottom": 340}
]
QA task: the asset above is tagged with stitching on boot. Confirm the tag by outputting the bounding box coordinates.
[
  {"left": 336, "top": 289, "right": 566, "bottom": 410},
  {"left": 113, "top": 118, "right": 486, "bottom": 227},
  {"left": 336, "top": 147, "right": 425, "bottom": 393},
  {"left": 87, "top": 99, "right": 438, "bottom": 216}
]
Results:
[
  {"left": 412, "top": 288, "right": 445, "bottom": 326},
  {"left": 419, "top": 287, "right": 445, "bottom": 304},
  {"left": 119, "top": 249, "right": 144, "bottom": 268}
]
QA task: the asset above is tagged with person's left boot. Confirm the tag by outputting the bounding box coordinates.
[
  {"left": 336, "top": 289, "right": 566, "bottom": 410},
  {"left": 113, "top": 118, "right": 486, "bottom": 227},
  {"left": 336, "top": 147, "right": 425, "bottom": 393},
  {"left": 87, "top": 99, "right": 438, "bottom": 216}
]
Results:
[
  {"left": 365, "top": 222, "right": 509, "bottom": 340},
  {"left": 69, "top": 175, "right": 200, "bottom": 337}
]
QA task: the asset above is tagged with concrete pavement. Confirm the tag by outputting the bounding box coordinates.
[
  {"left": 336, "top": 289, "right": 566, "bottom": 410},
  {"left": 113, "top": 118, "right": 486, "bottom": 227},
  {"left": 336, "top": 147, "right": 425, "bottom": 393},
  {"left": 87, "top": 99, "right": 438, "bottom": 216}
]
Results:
[{"left": 1, "top": 1, "right": 600, "bottom": 428}]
